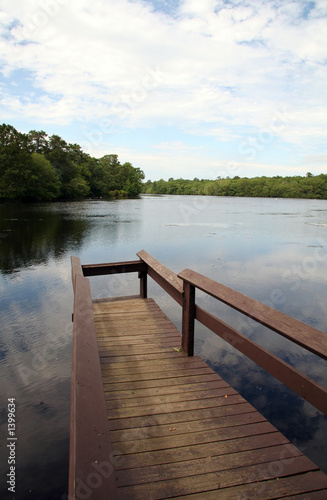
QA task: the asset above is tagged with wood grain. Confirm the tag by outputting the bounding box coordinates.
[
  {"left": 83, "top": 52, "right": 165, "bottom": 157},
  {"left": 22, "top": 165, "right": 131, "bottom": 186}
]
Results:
[{"left": 92, "top": 296, "right": 327, "bottom": 498}]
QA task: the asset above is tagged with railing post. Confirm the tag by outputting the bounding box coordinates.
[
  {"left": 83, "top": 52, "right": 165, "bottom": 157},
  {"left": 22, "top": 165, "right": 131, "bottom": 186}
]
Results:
[
  {"left": 182, "top": 281, "right": 195, "bottom": 356},
  {"left": 139, "top": 268, "right": 147, "bottom": 298}
]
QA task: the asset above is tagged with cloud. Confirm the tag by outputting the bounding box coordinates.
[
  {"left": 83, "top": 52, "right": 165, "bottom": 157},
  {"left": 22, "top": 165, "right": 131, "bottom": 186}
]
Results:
[
  {"left": 304, "top": 152, "right": 327, "bottom": 165},
  {"left": 0, "top": 0, "right": 326, "bottom": 177},
  {"left": 153, "top": 140, "right": 202, "bottom": 150}
]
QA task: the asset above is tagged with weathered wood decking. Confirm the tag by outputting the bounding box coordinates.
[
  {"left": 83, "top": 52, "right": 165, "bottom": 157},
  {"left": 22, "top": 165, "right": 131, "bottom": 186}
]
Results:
[
  {"left": 93, "top": 296, "right": 327, "bottom": 499},
  {"left": 70, "top": 252, "right": 327, "bottom": 499}
]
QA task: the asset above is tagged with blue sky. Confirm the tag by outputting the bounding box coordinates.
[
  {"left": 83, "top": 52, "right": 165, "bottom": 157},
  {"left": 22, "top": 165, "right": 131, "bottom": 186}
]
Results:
[{"left": 0, "top": 0, "right": 326, "bottom": 180}]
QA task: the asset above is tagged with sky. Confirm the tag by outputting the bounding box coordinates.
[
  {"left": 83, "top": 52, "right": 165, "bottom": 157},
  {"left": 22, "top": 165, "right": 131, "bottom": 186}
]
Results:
[{"left": 0, "top": 0, "right": 326, "bottom": 181}]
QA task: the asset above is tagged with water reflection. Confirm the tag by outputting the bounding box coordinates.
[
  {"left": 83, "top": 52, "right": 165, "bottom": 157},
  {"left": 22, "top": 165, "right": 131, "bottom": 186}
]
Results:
[
  {"left": 0, "top": 203, "right": 91, "bottom": 273},
  {"left": 196, "top": 323, "right": 327, "bottom": 471},
  {"left": 0, "top": 196, "right": 327, "bottom": 498}
]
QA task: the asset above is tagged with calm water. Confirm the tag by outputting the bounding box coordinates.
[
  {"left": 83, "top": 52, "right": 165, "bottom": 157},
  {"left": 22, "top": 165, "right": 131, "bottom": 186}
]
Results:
[{"left": 0, "top": 195, "right": 327, "bottom": 498}]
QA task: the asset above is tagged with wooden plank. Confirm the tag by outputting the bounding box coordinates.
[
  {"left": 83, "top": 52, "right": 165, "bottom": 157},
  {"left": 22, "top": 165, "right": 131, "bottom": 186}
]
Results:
[
  {"left": 116, "top": 442, "right": 302, "bottom": 487},
  {"left": 96, "top": 328, "right": 179, "bottom": 339},
  {"left": 102, "top": 370, "right": 234, "bottom": 392},
  {"left": 118, "top": 459, "right": 322, "bottom": 499},
  {"left": 93, "top": 295, "right": 143, "bottom": 303},
  {"left": 106, "top": 394, "right": 251, "bottom": 419},
  {"left": 101, "top": 361, "right": 211, "bottom": 378},
  {"left": 102, "top": 372, "right": 223, "bottom": 392},
  {"left": 285, "top": 492, "right": 327, "bottom": 499},
  {"left": 178, "top": 268, "right": 327, "bottom": 360},
  {"left": 93, "top": 297, "right": 157, "bottom": 307},
  {"left": 93, "top": 306, "right": 172, "bottom": 317},
  {"left": 112, "top": 421, "right": 277, "bottom": 455},
  {"left": 101, "top": 366, "right": 222, "bottom": 384},
  {"left": 100, "top": 355, "right": 213, "bottom": 373},
  {"left": 104, "top": 379, "right": 230, "bottom": 398},
  {"left": 69, "top": 273, "right": 118, "bottom": 499},
  {"left": 100, "top": 353, "right": 184, "bottom": 365},
  {"left": 91, "top": 293, "right": 327, "bottom": 498},
  {"left": 96, "top": 327, "right": 179, "bottom": 336},
  {"left": 99, "top": 351, "right": 188, "bottom": 363},
  {"left": 112, "top": 431, "right": 284, "bottom": 470},
  {"left": 196, "top": 305, "right": 327, "bottom": 415},
  {"left": 93, "top": 300, "right": 166, "bottom": 312},
  {"left": 112, "top": 418, "right": 270, "bottom": 455},
  {"left": 107, "top": 402, "right": 258, "bottom": 431},
  {"left": 98, "top": 337, "right": 179, "bottom": 357},
  {"left": 137, "top": 249, "right": 184, "bottom": 305},
  {"left": 110, "top": 410, "right": 262, "bottom": 442},
  {"left": 181, "top": 471, "right": 327, "bottom": 499},
  {"left": 96, "top": 325, "right": 179, "bottom": 335},
  {"left": 82, "top": 260, "right": 146, "bottom": 276},
  {"left": 105, "top": 386, "right": 238, "bottom": 409}
]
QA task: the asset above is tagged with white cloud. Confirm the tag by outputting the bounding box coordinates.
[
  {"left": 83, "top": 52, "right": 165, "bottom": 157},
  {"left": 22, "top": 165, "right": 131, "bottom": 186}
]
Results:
[
  {"left": 153, "top": 140, "right": 202, "bottom": 150},
  {"left": 0, "top": 0, "right": 326, "bottom": 177}
]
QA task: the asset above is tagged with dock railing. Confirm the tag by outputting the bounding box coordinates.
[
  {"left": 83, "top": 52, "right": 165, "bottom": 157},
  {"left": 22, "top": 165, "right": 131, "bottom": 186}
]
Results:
[
  {"left": 76, "top": 248, "right": 327, "bottom": 419},
  {"left": 71, "top": 249, "right": 327, "bottom": 498},
  {"left": 177, "top": 267, "right": 327, "bottom": 416},
  {"left": 70, "top": 256, "right": 119, "bottom": 499}
]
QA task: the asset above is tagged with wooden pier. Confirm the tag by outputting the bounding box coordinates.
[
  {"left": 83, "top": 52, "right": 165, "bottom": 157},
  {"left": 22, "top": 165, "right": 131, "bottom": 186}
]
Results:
[{"left": 70, "top": 251, "right": 327, "bottom": 499}]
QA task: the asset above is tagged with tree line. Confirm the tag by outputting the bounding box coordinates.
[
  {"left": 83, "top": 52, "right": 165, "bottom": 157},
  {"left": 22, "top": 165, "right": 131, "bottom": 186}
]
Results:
[
  {"left": 143, "top": 173, "right": 327, "bottom": 199},
  {"left": 0, "top": 124, "right": 145, "bottom": 201}
]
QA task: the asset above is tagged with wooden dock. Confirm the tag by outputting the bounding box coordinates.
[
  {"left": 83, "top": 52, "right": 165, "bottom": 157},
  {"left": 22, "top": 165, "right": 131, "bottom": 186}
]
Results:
[{"left": 70, "top": 251, "right": 327, "bottom": 499}]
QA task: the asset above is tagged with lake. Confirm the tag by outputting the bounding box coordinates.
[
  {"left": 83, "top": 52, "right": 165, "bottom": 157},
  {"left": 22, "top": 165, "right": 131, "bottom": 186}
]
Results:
[{"left": 0, "top": 195, "right": 327, "bottom": 498}]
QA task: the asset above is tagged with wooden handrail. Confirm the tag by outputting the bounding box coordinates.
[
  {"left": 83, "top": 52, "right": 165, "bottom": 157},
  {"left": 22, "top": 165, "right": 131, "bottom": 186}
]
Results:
[
  {"left": 195, "top": 304, "right": 327, "bottom": 415},
  {"left": 72, "top": 253, "right": 327, "bottom": 415},
  {"left": 70, "top": 258, "right": 118, "bottom": 500},
  {"left": 137, "top": 250, "right": 184, "bottom": 306},
  {"left": 80, "top": 251, "right": 183, "bottom": 304},
  {"left": 178, "top": 268, "right": 327, "bottom": 361},
  {"left": 178, "top": 267, "right": 327, "bottom": 415},
  {"left": 71, "top": 255, "right": 83, "bottom": 293},
  {"left": 82, "top": 260, "right": 146, "bottom": 277}
]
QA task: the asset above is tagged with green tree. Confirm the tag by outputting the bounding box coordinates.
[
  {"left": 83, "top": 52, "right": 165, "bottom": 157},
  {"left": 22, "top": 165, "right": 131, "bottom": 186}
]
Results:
[
  {"left": 25, "top": 153, "right": 61, "bottom": 200},
  {"left": 64, "top": 176, "right": 90, "bottom": 198},
  {"left": 27, "top": 130, "right": 48, "bottom": 154},
  {"left": 120, "top": 162, "right": 145, "bottom": 197},
  {"left": 0, "top": 123, "right": 146, "bottom": 201},
  {"left": 46, "top": 135, "right": 77, "bottom": 186},
  {"left": 0, "top": 124, "right": 32, "bottom": 199}
]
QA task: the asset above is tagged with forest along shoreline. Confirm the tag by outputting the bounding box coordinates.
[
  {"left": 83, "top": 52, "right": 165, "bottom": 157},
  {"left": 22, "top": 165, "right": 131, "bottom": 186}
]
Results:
[
  {"left": 0, "top": 124, "right": 145, "bottom": 202},
  {"left": 143, "top": 174, "right": 327, "bottom": 199},
  {"left": 1, "top": 123, "right": 326, "bottom": 203}
]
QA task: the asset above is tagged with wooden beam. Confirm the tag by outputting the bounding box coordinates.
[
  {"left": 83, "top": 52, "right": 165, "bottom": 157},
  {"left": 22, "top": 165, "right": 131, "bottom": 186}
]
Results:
[
  {"left": 195, "top": 305, "right": 327, "bottom": 415},
  {"left": 82, "top": 260, "right": 146, "bottom": 277},
  {"left": 71, "top": 255, "right": 83, "bottom": 293},
  {"left": 178, "top": 268, "right": 327, "bottom": 361},
  {"left": 137, "top": 250, "right": 183, "bottom": 306},
  {"left": 139, "top": 267, "right": 148, "bottom": 298},
  {"left": 182, "top": 282, "right": 195, "bottom": 356},
  {"left": 69, "top": 274, "right": 118, "bottom": 499}
]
